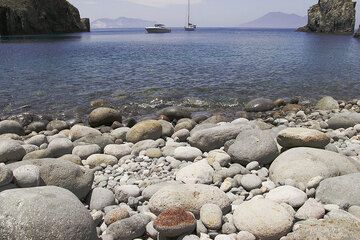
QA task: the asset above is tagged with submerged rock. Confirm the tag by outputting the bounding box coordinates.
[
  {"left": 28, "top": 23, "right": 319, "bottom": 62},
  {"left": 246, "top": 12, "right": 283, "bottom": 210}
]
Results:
[
  {"left": 0, "top": 0, "right": 90, "bottom": 36},
  {"left": 298, "top": 0, "right": 356, "bottom": 33},
  {"left": 244, "top": 98, "right": 275, "bottom": 112},
  {"left": 88, "top": 107, "right": 122, "bottom": 127}
]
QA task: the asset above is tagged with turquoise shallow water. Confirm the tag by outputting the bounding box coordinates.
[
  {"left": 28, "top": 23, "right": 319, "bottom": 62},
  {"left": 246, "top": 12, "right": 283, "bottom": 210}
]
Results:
[{"left": 0, "top": 28, "right": 360, "bottom": 118}]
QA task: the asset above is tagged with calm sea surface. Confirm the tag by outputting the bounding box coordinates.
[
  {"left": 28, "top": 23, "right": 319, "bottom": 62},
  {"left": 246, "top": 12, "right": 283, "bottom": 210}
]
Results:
[{"left": 1, "top": 28, "right": 360, "bottom": 118}]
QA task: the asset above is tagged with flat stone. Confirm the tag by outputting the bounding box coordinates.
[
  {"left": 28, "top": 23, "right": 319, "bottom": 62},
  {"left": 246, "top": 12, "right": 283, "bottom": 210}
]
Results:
[
  {"left": 176, "top": 159, "right": 215, "bottom": 184},
  {"left": 316, "top": 173, "right": 360, "bottom": 206},
  {"left": 265, "top": 186, "right": 307, "bottom": 208},
  {"left": 277, "top": 128, "right": 330, "bottom": 149},
  {"left": 327, "top": 112, "right": 360, "bottom": 129},
  {"left": 83, "top": 154, "right": 118, "bottom": 168},
  {"left": 269, "top": 147, "right": 360, "bottom": 184},
  {"left": 174, "top": 146, "right": 202, "bottom": 161},
  {"left": 149, "top": 184, "right": 231, "bottom": 216},
  {"left": 233, "top": 198, "right": 294, "bottom": 240},
  {"left": 157, "top": 107, "right": 192, "bottom": 121},
  {"left": 154, "top": 208, "right": 196, "bottom": 237}
]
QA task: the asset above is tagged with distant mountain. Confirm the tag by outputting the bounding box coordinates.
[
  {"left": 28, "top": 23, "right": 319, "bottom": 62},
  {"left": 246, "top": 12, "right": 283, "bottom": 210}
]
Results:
[
  {"left": 91, "top": 17, "right": 156, "bottom": 29},
  {"left": 240, "top": 12, "right": 307, "bottom": 29}
]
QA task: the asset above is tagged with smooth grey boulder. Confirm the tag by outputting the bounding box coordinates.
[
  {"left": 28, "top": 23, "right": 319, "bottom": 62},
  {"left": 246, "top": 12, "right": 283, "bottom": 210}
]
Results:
[
  {"left": 158, "top": 120, "right": 175, "bottom": 137},
  {"left": 244, "top": 98, "right": 275, "bottom": 112},
  {"left": 0, "top": 139, "right": 26, "bottom": 163},
  {"left": 188, "top": 123, "right": 253, "bottom": 152},
  {"left": 75, "top": 134, "right": 114, "bottom": 150},
  {"left": 0, "top": 164, "right": 13, "bottom": 187},
  {"left": 282, "top": 218, "right": 360, "bottom": 240},
  {"left": 110, "top": 127, "right": 130, "bottom": 141},
  {"left": 106, "top": 213, "right": 151, "bottom": 240},
  {"left": 24, "top": 134, "right": 47, "bottom": 147},
  {"left": 315, "top": 96, "right": 339, "bottom": 110},
  {"left": 176, "top": 159, "right": 215, "bottom": 184},
  {"left": 47, "top": 120, "right": 69, "bottom": 131},
  {"left": 6, "top": 158, "right": 94, "bottom": 199},
  {"left": 69, "top": 125, "right": 101, "bottom": 141},
  {"left": 295, "top": 198, "right": 325, "bottom": 220},
  {"left": 88, "top": 107, "right": 122, "bottom": 127},
  {"left": 0, "top": 120, "right": 24, "bottom": 135},
  {"left": 12, "top": 164, "right": 40, "bottom": 188},
  {"left": 227, "top": 129, "right": 279, "bottom": 166},
  {"left": 233, "top": 198, "right": 294, "bottom": 240},
  {"left": 327, "top": 112, "right": 360, "bottom": 129},
  {"left": 47, "top": 137, "right": 73, "bottom": 158},
  {"left": 72, "top": 144, "right": 101, "bottom": 159},
  {"left": 89, "top": 187, "right": 116, "bottom": 210},
  {"left": 157, "top": 106, "right": 192, "bottom": 121},
  {"left": 126, "top": 120, "right": 163, "bottom": 143},
  {"left": 269, "top": 147, "right": 360, "bottom": 184},
  {"left": 277, "top": 128, "right": 330, "bottom": 149},
  {"left": 316, "top": 173, "right": 360, "bottom": 206},
  {"left": 0, "top": 186, "right": 98, "bottom": 240},
  {"left": 149, "top": 184, "right": 231, "bottom": 216}
]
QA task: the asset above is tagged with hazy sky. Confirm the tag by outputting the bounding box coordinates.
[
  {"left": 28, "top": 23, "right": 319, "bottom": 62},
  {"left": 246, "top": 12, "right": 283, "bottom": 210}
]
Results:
[{"left": 69, "top": 0, "right": 360, "bottom": 27}]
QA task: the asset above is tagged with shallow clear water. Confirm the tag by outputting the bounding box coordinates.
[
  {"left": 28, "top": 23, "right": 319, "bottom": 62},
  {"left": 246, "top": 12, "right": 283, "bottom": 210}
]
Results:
[{"left": 1, "top": 28, "right": 360, "bottom": 118}]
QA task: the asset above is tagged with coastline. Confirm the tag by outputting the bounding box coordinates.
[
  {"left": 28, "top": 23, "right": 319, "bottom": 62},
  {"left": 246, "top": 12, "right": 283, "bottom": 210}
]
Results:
[{"left": 1, "top": 95, "right": 360, "bottom": 239}]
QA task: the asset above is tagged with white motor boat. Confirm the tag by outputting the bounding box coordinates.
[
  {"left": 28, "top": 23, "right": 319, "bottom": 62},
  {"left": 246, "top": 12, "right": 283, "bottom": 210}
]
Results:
[{"left": 145, "top": 24, "right": 171, "bottom": 33}]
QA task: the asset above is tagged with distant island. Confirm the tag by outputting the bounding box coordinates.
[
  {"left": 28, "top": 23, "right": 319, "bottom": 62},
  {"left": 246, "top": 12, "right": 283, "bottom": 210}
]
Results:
[
  {"left": 240, "top": 12, "right": 307, "bottom": 29},
  {"left": 91, "top": 17, "right": 156, "bottom": 29}
]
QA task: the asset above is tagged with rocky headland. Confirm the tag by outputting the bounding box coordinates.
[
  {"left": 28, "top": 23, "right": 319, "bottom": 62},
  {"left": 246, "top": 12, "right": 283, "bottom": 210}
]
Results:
[
  {"left": 298, "top": 0, "right": 356, "bottom": 34},
  {"left": 2, "top": 96, "right": 360, "bottom": 239},
  {"left": 0, "top": 0, "right": 90, "bottom": 36}
]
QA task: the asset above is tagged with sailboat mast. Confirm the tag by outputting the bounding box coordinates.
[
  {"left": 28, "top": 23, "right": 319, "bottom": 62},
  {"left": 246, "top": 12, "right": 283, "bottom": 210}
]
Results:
[{"left": 187, "top": 0, "right": 190, "bottom": 25}]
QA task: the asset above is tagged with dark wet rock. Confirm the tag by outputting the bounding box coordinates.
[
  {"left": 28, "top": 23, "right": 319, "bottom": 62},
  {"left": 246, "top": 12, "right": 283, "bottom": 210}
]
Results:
[
  {"left": 245, "top": 98, "right": 275, "bottom": 112},
  {"left": 0, "top": 0, "right": 90, "bottom": 36},
  {"left": 158, "top": 107, "right": 192, "bottom": 121},
  {"left": 327, "top": 112, "right": 360, "bottom": 129},
  {"left": 88, "top": 107, "right": 122, "bottom": 128},
  {"left": 0, "top": 120, "right": 24, "bottom": 135},
  {"left": 6, "top": 158, "right": 94, "bottom": 199},
  {"left": 0, "top": 186, "right": 98, "bottom": 240},
  {"left": 316, "top": 173, "right": 360, "bottom": 206},
  {"left": 298, "top": 0, "right": 356, "bottom": 34}
]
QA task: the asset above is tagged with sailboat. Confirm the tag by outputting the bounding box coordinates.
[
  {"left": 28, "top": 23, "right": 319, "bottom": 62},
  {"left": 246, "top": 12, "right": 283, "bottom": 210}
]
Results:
[{"left": 184, "top": 0, "right": 196, "bottom": 31}]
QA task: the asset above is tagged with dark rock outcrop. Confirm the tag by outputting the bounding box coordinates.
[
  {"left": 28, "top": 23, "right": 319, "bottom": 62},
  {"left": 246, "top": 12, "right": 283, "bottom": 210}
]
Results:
[
  {"left": 0, "top": 0, "right": 90, "bottom": 36},
  {"left": 298, "top": 0, "right": 356, "bottom": 34}
]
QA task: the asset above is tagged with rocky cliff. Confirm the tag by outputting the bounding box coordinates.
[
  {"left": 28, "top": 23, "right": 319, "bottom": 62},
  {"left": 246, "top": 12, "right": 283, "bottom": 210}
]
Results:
[
  {"left": 298, "top": 0, "right": 356, "bottom": 34},
  {"left": 0, "top": 0, "right": 90, "bottom": 36}
]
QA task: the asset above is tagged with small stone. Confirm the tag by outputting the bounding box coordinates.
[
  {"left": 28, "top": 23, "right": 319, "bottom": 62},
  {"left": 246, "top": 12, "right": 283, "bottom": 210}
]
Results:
[
  {"left": 12, "top": 165, "right": 40, "bottom": 188},
  {"left": 114, "top": 185, "right": 140, "bottom": 203},
  {"left": 240, "top": 174, "right": 262, "bottom": 191},
  {"left": 266, "top": 185, "right": 307, "bottom": 208},
  {"left": 106, "top": 214, "right": 151, "bottom": 240},
  {"left": 200, "top": 203, "right": 223, "bottom": 230},
  {"left": 104, "top": 207, "right": 130, "bottom": 225},
  {"left": 83, "top": 154, "right": 118, "bottom": 168},
  {"left": 246, "top": 161, "right": 259, "bottom": 171},
  {"left": 104, "top": 144, "right": 131, "bottom": 159},
  {"left": 145, "top": 148, "right": 163, "bottom": 158},
  {"left": 236, "top": 231, "right": 256, "bottom": 240},
  {"left": 90, "top": 187, "right": 116, "bottom": 210},
  {"left": 174, "top": 146, "right": 202, "bottom": 161},
  {"left": 72, "top": 144, "right": 101, "bottom": 159},
  {"left": 0, "top": 140, "right": 26, "bottom": 163},
  {"left": 295, "top": 198, "right": 325, "bottom": 220}
]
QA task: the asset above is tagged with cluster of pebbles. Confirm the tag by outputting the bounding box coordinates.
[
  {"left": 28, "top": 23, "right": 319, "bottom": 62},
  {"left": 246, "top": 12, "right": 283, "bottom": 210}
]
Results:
[{"left": 1, "top": 96, "right": 360, "bottom": 240}]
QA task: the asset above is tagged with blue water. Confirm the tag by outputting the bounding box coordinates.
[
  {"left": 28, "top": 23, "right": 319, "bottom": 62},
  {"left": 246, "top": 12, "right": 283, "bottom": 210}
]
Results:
[{"left": 1, "top": 28, "right": 360, "bottom": 118}]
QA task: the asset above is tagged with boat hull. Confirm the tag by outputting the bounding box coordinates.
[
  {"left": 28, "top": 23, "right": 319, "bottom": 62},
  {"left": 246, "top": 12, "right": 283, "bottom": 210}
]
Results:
[
  {"left": 184, "top": 27, "right": 196, "bottom": 31},
  {"left": 145, "top": 28, "right": 171, "bottom": 33}
]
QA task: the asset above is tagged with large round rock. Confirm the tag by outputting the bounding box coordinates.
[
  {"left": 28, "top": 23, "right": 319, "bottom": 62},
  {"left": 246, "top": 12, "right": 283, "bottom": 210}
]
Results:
[
  {"left": 315, "top": 96, "right": 339, "bottom": 110},
  {"left": 244, "top": 98, "right": 275, "bottom": 112},
  {"left": 277, "top": 128, "right": 330, "bottom": 149},
  {"left": 6, "top": 159, "right": 94, "bottom": 199},
  {"left": 126, "top": 120, "right": 162, "bottom": 143},
  {"left": 227, "top": 129, "right": 279, "bottom": 166},
  {"left": 316, "top": 173, "right": 360, "bottom": 206},
  {"left": 149, "top": 184, "right": 231, "bottom": 216},
  {"left": 0, "top": 139, "right": 26, "bottom": 163},
  {"left": 269, "top": 147, "right": 360, "bottom": 184},
  {"left": 0, "top": 186, "right": 98, "bottom": 240},
  {"left": 0, "top": 120, "right": 24, "bottom": 135},
  {"left": 89, "top": 107, "right": 122, "bottom": 127},
  {"left": 233, "top": 198, "right": 294, "bottom": 240}
]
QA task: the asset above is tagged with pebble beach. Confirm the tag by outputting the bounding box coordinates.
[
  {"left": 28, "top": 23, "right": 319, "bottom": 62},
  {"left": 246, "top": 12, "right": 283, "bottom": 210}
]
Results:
[{"left": 1, "top": 96, "right": 360, "bottom": 240}]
